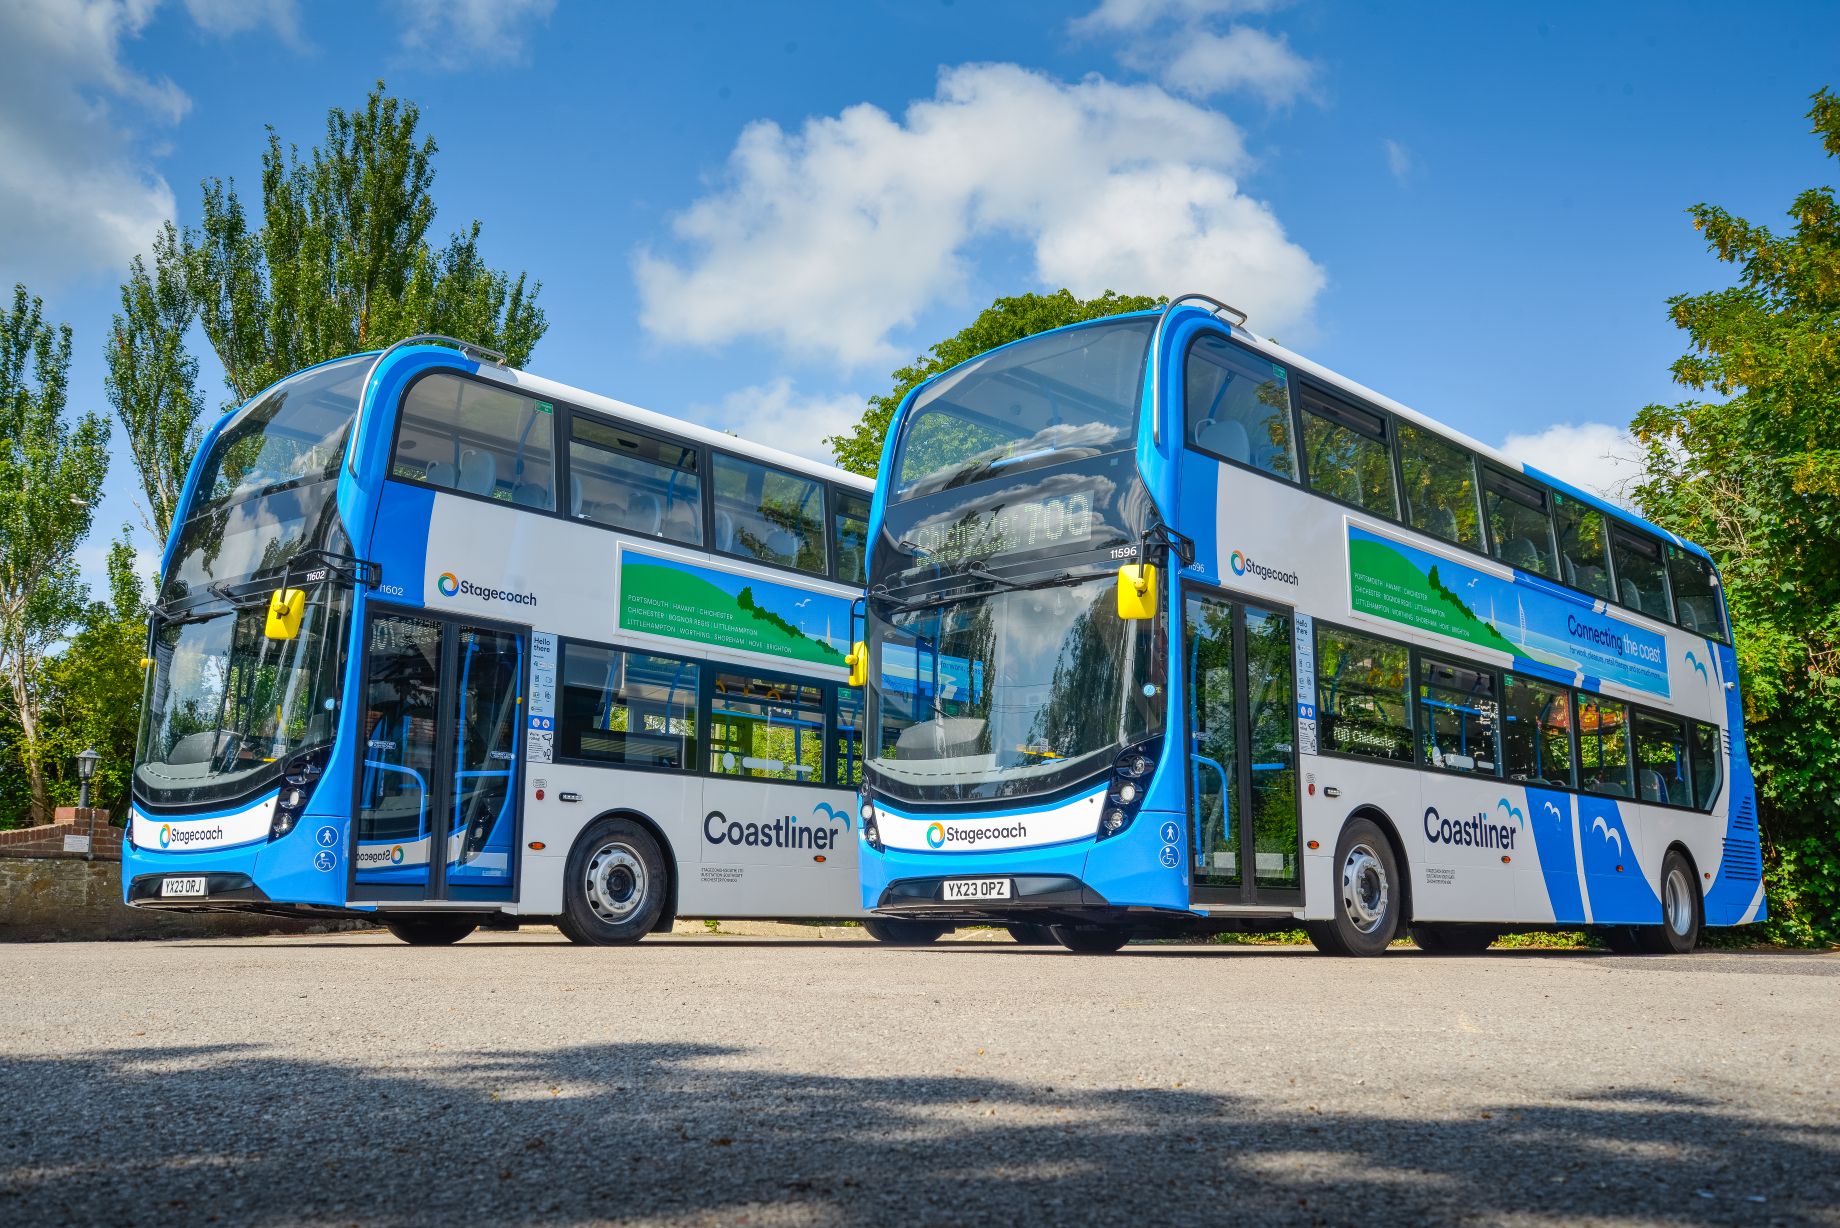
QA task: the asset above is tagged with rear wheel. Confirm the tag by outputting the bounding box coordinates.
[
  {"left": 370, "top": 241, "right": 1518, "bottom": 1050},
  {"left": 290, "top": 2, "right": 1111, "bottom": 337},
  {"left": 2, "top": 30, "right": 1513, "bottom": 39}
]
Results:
[
  {"left": 1050, "top": 925, "right": 1131, "bottom": 954},
  {"left": 1637, "top": 850, "right": 1702, "bottom": 954},
  {"left": 559, "top": 817, "right": 669, "bottom": 946},
  {"left": 1005, "top": 923, "right": 1057, "bottom": 946},
  {"left": 862, "top": 918, "right": 949, "bottom": 945},
  {"left": 1305, "top": 817, "right": 1402, "bottom": 957},
  {"left": 383, "top": 914, "right": 481, "bottom": 946},
  {"left": 1600, "top": 926, "right": 1644, "bottom": 954},
  {"left": 1409, "top": 923, "right": 1500, "bottom": 954}
]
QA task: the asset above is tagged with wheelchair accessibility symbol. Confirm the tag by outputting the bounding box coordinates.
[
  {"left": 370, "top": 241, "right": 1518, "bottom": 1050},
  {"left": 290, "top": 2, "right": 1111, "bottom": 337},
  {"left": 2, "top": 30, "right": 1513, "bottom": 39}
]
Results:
[
  {"left": 1158, "top": 844, "right": 1180, "bottom": 869},
  {"left": 313, "top": 849, "right": 336, "bottom": 873}
]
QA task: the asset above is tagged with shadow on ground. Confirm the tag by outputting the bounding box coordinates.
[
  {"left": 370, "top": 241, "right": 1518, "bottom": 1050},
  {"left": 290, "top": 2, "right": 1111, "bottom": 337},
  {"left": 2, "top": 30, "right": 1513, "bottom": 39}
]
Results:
[{"left": 0, "top": 1041, "right": 1829, "bottom": 1226}]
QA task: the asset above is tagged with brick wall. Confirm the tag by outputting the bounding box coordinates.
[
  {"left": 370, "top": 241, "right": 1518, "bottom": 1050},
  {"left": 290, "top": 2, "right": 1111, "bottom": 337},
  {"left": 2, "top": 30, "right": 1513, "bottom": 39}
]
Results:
[
  {"left": 0, "top": 809, "right": 123, "bottom": 861},
  {"left": 0, "top": 858, "right": 379, "bottom": 942}
]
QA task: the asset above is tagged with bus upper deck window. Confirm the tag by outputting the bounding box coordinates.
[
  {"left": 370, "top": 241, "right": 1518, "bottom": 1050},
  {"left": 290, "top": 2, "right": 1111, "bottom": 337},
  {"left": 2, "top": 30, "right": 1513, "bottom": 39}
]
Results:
[
  {"left": 1301, "top": 395, "right": 1397, "bottom": 517},
  {"left": 1666, "top": 545, "right": 1727, "bottom": 642},
  {"left": 1610, "top": 529, "right": 1673, "bottom": 623},
  {"left": 1552, "top": 493, "right": 1612, "bottom": 601},
  {"left": 1482, "top": 470, "right": 1558, "bottom": 579},
  {"left": 1184, "top": 335, "right": 1297, "bottom": 482},
  {"left": 395, "top": 374, "right": 555, "bottom": 511},
  {"left": 1397, "top": 423, "right": 1481, "bottom": 550},
  {"left": 568, "top": 417, "right": 703, "bottom": 546}
]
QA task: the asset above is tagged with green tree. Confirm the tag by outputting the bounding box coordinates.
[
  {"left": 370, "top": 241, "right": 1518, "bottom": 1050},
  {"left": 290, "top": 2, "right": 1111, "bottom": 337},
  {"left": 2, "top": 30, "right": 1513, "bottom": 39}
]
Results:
[
  {"left": 0, "top": 285, "right": 108, "bottom": 826},
  {"left": 827, "top": 289, "right": 1163, "bottom": 476},
  {"left": 106, "top": 224, "right": 204, "bottom": 543},
  {"left": 1630, "top": 87, "right": 1840, "bottom": 945},
  {"left": 34, "top": 532, "right": 149, "bottom": 823},
  {"left": 184, "top": 81, "right": 546, "bottom": 407}
]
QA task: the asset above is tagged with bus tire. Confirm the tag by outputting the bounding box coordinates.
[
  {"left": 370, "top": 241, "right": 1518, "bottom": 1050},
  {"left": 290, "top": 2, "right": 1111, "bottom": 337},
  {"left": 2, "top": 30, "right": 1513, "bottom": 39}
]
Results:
[
  {"left": 862, "top": 918, "right": 949, "bottom": 945},
  {"left": 1409, "top": 923, "right": 1499, "bottom": 954},
  {"left": 1005, "top": 923, "right": 1057, "bottom": 946},
  {"left": 383, "top": 914, "right": 481, "bottom": 946},
  {"left": 1306, "top": 817, "right": 1402, "bottom": 957},
  {"left": 1050, "top": 925, "right": 1131, "bottom": 954},
  {"left": 559, "top": 817, "right": 669, "bottom": 946},
  {"left": 1637, "top": 850, "right": 1702, "bottom": 955}
]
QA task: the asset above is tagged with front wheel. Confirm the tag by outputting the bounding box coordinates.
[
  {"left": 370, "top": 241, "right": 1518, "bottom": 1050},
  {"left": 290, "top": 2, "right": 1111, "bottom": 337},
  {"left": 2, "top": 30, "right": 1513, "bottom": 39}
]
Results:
[
  {"left": 559, "top": 817, "right": 669, "bottom": 946},
  {"left": 1050, "top": 925, "right": 1131, "bottom": 954},
  {"left": 1305, "top": 817, "right": 1402, "bottom": 956},
  {"left": 862, "top": 918, "right": 949, "bottom": 945},
  {"left": 383, "top": 914, "right": 482, "bottom": 946},
  {"left": 1005, "top": 923, "right": 1057, "bottom": 946}
]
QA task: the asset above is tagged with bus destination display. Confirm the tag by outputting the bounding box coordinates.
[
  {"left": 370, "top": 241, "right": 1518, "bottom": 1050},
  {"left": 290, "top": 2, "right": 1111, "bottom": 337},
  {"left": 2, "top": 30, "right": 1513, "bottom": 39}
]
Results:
[{"left": 907, "top": 489, "right": 1095, "bottom": 565}]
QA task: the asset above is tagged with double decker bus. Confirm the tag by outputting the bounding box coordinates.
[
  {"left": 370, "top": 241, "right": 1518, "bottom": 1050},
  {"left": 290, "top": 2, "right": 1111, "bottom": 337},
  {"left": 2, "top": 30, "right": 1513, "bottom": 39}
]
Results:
[
  {"left": 126, "top": 337, "right": 885, "bottom": 945},
  {"left": 855, "top": 295, "right": 1763, "bottom": 955}
]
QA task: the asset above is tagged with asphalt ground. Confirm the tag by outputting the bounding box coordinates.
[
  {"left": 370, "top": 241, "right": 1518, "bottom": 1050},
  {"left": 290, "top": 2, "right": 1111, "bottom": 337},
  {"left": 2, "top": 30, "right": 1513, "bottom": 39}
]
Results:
[{"left": 2, "top": 931, "right": 1835, "bottom": 1227}]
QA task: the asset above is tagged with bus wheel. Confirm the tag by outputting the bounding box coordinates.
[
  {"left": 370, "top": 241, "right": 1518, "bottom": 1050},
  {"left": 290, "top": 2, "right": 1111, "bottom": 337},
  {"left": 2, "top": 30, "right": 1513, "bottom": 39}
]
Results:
[
  {"left": 1006, "top": 923, "right": 1057, "bottom": 946},
  {"left": 559, "top": 817, "right": 668, "bottom": 946},
  {"left": 1305, "top": 818, "right": 1401, "bottom": 957},
  {"left": 862, "top": 918, "right": 949, "bottom": 945},
  {"left": 1637, "top": 850, "right": 1702, "bottom": 954},
  {"left": 1409, "top": 923, "right": 1500, "bottom": 954},
  {"left": 383, "top": 914, "right": 481, "bottom": 946},
  {"left": 1050, "top": 925, "right": 1131, "bottom": 954}
]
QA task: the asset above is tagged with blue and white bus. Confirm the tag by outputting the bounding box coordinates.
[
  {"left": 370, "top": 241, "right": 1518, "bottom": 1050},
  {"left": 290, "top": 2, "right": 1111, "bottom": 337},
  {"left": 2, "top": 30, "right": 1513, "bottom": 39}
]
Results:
[
  {"left": 855, "top": 295, "right": 1763, "bottom": 954},
  {"left": 126, "top": 337, "right": 882, "bottom": 945}
]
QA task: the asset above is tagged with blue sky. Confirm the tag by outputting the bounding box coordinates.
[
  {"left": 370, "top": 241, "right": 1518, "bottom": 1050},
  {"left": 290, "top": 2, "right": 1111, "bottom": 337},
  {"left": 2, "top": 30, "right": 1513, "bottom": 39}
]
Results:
[{"left": 4, "top": 0, "right": 1836, "bottom": 595}]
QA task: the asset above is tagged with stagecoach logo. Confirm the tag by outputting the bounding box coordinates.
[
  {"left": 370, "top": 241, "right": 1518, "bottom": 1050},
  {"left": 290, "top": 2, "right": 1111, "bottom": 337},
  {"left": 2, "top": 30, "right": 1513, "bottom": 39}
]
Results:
[
  {"left": 1229, "top": 549, "right": 1299, "bottom": 586},
  {"left": 157, "top": 822, "right": 225, "bottom": 849},
  {"left": 434, "top": 570, "right": 537, "bottom": 606},
  {"left": 355, "top": 845, "right": 407, "bottom": 867},
  {"left": 927, "top": 822, "right": 946, "bottom": 849}
]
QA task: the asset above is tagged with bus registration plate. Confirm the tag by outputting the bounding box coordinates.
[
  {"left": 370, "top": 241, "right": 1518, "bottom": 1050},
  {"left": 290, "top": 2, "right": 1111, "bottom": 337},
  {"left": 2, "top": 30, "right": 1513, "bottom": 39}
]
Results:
[
  {"left": 942, "top": 878, "right": 1010, "bottom": 901},
  {"left": 161, "top": 877, "right": 207, "bottom": 898}
]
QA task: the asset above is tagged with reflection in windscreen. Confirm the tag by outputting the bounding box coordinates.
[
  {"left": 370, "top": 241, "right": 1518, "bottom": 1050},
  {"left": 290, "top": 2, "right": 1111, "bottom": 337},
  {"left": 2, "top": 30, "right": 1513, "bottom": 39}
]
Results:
[
  {"left": 869, "top": 578, "right": 1158, "bottom": 803},
  {"left": 893, "top": 318, "right": 1154, "bottom": 498}
]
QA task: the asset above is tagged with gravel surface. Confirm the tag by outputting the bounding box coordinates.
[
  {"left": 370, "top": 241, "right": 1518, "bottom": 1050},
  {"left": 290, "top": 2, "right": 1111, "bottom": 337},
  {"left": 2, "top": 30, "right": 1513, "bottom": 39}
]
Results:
[{"left": 2, "top": 931, "right": 1836, "bottom": 1226}]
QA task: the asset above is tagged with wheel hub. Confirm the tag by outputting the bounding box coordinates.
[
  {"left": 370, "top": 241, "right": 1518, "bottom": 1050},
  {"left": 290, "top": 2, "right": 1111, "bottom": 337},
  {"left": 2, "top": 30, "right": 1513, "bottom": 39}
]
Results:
[
  {"left": 1664, "top": 866, "right": 1692, "bottom": 936},
  {"left": 585, "top": 841, "right": 646, "bottom": 924},
  {"left": 1342, "top": 843, "right": 1389, "bottom": 934}
]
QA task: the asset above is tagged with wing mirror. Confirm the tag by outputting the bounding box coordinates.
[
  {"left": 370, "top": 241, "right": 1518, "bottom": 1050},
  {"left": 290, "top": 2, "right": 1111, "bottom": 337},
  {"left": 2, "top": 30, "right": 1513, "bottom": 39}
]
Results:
[
  {"left": 846, "top": 641, "right": 868, "bottom": 688},
  {"left": 265, "top": 588, "right": 306, "bottom": 640},
  {"left": 1116, "top": 564, "right": 1157, "bottom": 621}
]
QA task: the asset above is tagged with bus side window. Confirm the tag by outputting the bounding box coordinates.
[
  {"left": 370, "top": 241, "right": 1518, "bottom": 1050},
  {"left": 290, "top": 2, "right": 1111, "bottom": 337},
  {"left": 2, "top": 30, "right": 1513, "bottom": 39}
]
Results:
[
  {"left": 713, "top": 455, "right": 828, "bottom": 574},
  {"left": 708, "top": 671, "right": 824, "bottom": 780},
  {"left": 1689, "top": 722, "right": 1722, "bottom": 811},
  {"left": 1184, "top": 334, "right": 1298, "bottom": 482},
  {"left": 1552, "top": 493, "right": 1613, "bottom": 601},
  {"left": 568, "top": 416, "right": 704, "bottom": 546},
  {"left": 1609, "top": 528, "right": 1673, "bottom": 622},
  {"left": 834, "top": 687, "right": 863, "bottom": 786},
  {"left": 1396, "top": 423, "right": 1481, "bottom": 550},
  {"left": 1633, "top": 710, "right": 1689, "bottom": 806},
  {"left": 1576, "top": 693, "right": 1633, "bottom": 798},
  {"left": 558, "top": 644, "right": 698, "bottom": 770},
  {"left": 1482, "top": 469, "right": 1558, "bottom": 579},
  {"left": 1315, "top": 626, "right": 1413, "bottom": 762},
  {"left": 1501, "top": 673, "right": 1574, "bottom": 788},
  {"left": 1417, "top": 655, "right": 1499, "bottom": 776},
  {"left": 831, "top": 489, "right": 870, "bottom": 586},
  {"left": 1665, "top": 545, "right": 1727, "bottom": 643},
  {"left": 394, "top": 373, "right": 556, "bottom": 510},
  {"left": 1300, "top": 393, "right": 1397, "bottom": 517}
]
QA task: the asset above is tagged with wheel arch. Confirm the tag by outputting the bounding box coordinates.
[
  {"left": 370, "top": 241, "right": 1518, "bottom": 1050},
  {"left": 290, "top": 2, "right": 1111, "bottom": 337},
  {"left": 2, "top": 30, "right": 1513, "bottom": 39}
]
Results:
[
  {"left": 1663, "top": 839, "right": 1706, "bottom": 913},
  {"left": 576, "top": 807, "right": 679, "bottom": 933},
  {"left": 1345, "top": 803, "right": 1414, "bottom": 925}
]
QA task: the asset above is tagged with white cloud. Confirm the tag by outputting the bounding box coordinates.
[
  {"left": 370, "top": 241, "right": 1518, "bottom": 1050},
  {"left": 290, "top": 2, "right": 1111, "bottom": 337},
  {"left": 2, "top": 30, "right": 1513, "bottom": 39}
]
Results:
[
  {"left": 183, "top": 0, "right": 300, "bottom": 41},
  {"left": 1383, "top": 138, "right": 1412, "bottom": 182},
  {"left": 688, "top": 379, "right": 866, "bottom": 465},
  {"left": 1498, "top": 422, "right": 1643, "bottom": 507},
  {"left": 0, "top": 0, "right": 185, "bottom": 281},
  {"left": 634, "top": 63, "right": 1324, "bottom": 369},
  {"left": 1073, "top": 1, "right": 1316, "bottom": 106},
  {"left": 395, "top": 0, "right": 555, "bottom": 70}
]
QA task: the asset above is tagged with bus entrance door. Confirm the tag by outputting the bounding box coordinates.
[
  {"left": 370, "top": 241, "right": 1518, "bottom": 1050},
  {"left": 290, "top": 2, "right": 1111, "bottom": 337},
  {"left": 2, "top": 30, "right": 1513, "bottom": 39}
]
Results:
[
  {"left": 1183, "top": 590, "right": 1302, "bottom": 908},
  {"left": 353, "top": 609, "right": 524, "bottom": 904}
]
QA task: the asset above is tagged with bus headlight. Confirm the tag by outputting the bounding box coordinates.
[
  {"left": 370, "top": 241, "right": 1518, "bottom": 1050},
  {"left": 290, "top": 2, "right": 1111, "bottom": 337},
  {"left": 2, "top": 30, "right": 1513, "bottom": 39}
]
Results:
[
  {"left": 859, "top": 798, "right": 883, "bottom": 851},
  {"left": 1096, "top": 741, "right": 1159, "bottom": 841},
  {"left": 270, "top": 748, "right": 327, "bottom": 839}
]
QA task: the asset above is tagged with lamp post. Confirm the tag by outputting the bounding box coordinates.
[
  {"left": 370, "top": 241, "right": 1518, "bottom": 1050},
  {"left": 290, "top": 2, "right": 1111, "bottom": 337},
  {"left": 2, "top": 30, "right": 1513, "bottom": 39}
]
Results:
[{"left": 75, "top": 748, "right": 100, "bottom": 862}]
